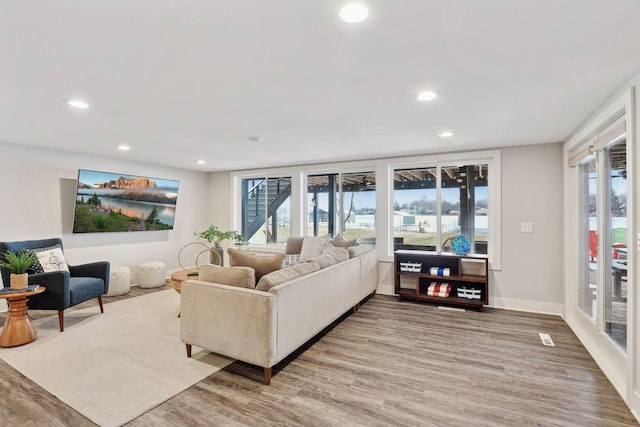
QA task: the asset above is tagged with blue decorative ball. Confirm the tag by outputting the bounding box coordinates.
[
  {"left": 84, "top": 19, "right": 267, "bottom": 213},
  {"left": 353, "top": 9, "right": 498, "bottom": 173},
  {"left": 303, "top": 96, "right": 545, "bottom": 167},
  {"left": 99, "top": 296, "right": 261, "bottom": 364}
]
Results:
[{"left": 451, "top": 236, "right": 470, "bottom": 255}]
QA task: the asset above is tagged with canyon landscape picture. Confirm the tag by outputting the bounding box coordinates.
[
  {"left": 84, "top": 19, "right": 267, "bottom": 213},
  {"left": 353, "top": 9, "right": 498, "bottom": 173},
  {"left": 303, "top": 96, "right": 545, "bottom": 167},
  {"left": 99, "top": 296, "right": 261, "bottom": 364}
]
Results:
[{"left": 73, "top": 169, "right": 179, "bottom": 233}]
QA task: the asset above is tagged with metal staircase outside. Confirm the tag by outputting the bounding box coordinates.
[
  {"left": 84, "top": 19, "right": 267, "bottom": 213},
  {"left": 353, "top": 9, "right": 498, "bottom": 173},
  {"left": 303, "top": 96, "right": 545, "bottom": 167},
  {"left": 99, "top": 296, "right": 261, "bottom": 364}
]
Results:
[{"left": 242, "top": 178, "right": 291, "bottom": 242}]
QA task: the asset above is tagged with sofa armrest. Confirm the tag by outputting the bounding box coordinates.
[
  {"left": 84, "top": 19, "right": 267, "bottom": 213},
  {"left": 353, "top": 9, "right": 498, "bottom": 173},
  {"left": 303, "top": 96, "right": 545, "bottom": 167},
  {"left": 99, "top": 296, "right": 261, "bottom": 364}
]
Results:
[{"left": 180, "top": 280, "right": 277, "bottom": 368}]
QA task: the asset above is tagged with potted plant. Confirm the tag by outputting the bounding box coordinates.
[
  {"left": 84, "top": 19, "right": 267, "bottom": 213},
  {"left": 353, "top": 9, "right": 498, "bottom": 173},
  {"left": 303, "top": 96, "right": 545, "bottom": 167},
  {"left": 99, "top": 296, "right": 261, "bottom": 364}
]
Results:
[
  {"left": 194, "top": 225, "right": 240, "bottom": 265},
  {"left": 0, "top": 250, "right": 38, "bottom": 289}
]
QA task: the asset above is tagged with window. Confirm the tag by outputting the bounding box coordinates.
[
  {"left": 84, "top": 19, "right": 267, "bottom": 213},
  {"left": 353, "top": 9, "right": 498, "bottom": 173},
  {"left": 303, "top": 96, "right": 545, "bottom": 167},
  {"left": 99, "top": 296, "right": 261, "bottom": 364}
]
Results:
[
  {"left": 240, "top": 177, "right": 291, "bottom": 244},
  {"left": 570, "top": 111, "right": 627, "bottom": 351},
  {"left": 306, "top": 171, "right": 376, "bottom": 241},
  {"left": 393, "top": 164, "right": 488, "bottom": 254},
  {"left": 340, "top": 172, "right": 376, "bottom": 242}
]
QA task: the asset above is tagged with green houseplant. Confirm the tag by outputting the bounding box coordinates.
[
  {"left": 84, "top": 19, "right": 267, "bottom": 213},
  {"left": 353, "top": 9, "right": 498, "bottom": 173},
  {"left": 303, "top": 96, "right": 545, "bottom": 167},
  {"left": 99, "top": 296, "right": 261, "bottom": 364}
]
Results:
[
  {"left": 194, "top": 225, "right": 240, "bottom": 265},
  {"left": 0, "top": 250, "right": 38, "bottom": 289}
]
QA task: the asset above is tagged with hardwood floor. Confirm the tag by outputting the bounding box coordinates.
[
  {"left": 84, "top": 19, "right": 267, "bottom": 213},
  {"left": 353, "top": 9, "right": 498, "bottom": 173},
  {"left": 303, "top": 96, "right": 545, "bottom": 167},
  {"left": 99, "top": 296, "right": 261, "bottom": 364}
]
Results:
[{"left": 1, "top": 287, "right": 638, "bottom": 426}]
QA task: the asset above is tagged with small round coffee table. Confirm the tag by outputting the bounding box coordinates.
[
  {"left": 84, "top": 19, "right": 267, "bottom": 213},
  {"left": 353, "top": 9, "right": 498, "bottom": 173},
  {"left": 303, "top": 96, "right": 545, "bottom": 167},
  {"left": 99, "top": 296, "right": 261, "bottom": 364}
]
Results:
[
  {"left": 0, "top": 286, "right": 46, "bottom": 347},
  {"left": 170, "top": 270, "right": 199, "bottom": 294}
]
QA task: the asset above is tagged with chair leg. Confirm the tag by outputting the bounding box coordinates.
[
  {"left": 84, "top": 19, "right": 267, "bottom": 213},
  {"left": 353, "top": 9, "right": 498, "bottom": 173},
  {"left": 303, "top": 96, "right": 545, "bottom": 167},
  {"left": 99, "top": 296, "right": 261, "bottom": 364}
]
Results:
[
  {"left": 186, "top": 344, "right": 192, "bottom": 357},
  {"left": 98, "top": 296, "right": 104, "bottom": 313},
  {"left": 264, "top": 367, "right": 271, "bottom": 385},
  {"left": 58, "top": 310, "right": 64, "bottom": 332}
]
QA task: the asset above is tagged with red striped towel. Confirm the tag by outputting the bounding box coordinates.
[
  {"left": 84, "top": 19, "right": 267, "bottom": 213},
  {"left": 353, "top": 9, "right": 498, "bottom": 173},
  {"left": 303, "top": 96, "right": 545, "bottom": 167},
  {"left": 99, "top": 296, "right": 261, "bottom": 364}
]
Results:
[{"left": 427, "top": 282, "right": 451, "bottom": 297}]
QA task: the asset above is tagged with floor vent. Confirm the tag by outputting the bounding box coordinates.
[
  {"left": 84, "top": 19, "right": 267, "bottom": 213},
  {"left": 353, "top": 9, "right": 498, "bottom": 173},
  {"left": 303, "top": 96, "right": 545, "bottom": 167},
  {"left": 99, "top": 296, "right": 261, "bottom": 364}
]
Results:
[
  {"left": 538, "top": 333, "right": 555, "bottom": 346},
  {"left": 438, "top": 306, "right": 465, "bottom": 312}
]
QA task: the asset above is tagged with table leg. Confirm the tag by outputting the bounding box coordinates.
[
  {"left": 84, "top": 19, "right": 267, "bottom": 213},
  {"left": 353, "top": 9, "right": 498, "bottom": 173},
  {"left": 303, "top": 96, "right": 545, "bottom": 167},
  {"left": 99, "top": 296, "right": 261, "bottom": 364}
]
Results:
[{"left": 0, "top": 296, "right": 38, "bottom": 347}]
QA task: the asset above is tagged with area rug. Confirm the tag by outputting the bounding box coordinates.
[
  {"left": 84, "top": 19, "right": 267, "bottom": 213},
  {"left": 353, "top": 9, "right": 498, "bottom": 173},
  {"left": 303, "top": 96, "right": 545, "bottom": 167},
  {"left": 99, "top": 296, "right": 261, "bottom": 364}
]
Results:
[{"left": 0, "top": 289, "right": 232, "bottom": 427}]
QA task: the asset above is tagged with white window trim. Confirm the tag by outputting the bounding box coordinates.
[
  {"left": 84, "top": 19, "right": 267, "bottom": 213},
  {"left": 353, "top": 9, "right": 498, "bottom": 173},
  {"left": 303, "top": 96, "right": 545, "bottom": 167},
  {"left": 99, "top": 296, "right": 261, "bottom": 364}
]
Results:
[
  {"left": 387, "top": 150, "right": 501, "bottom": 270},
  {"left": 230, "top": 150, "right": 501, "bottom": 271}
]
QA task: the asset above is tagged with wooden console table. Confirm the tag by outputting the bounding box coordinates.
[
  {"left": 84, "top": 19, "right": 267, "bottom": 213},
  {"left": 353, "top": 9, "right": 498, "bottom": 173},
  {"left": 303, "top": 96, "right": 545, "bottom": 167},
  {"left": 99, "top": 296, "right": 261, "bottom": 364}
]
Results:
[{"left": 0, "top": 286, "right": 46, "bottom": 347}]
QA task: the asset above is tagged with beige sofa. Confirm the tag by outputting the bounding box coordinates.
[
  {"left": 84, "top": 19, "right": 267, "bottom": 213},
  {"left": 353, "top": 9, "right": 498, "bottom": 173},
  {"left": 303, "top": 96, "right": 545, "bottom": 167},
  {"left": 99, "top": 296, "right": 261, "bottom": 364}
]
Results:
[{"left": 180, "top": 246, "right": 377, "bottom": 384}]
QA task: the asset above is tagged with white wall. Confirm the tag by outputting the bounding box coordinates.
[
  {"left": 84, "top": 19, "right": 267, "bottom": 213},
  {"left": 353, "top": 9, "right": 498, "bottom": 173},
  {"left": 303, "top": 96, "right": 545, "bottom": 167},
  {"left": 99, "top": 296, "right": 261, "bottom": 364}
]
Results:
[
  {"left": 491, "top": 143, "right": 564, "bottom": 314},
  {"left": 0, "top": 141, "right": 211, "bottom": 291}
]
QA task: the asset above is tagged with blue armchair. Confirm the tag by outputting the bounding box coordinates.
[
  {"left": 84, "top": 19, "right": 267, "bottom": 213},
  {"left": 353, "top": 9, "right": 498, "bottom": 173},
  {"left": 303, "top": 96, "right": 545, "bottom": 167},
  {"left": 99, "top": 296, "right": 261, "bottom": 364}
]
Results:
[{"left": 0, "top": 238, "right": 110, "bottom": 332}]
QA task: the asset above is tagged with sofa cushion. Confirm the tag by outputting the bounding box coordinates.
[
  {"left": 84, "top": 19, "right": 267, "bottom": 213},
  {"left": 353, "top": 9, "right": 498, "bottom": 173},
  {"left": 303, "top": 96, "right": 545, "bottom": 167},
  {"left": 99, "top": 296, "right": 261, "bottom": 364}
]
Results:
[
  {"left": 347, "top": 244, "right": 375, "bottom": 258},
  {"left": 228, "top": 248, "right": 285, "bottom": 282},
  {"left": 255, "top": 261, "right": 321, "bottom": 292},
  {"left": 284, "top": 237, "right": 304, "bottom": 255},
  {"left": 255, "top": 266, "right": 300, "bottom": 292},
  {"left": 28, "top": 244, "right": 70, "bottom": 273},
  {"left": 310, "top": 246, "right": 349, "bottom": 269},
  {"left": 330, "top": 234, "right": 357, "bottom": 248},
  {"left": 198, "top": 263, "right": 256, "bottom": 289},
  {"left": 292, "top": 260, "right": 321, "bottom": 276},
  {"left": 298, "top": 236, "right": 330, "bottom": 262}
]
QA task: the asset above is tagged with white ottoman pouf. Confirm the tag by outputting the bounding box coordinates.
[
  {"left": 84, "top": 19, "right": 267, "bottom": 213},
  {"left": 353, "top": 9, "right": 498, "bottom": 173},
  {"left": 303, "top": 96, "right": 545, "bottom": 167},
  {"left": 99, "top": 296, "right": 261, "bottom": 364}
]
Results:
[
  {"left": 107, "top": 266, "right": 131, "bottom": 296},
  {"left": 138, "top": 261, "right": 167, "bottom": 288}
]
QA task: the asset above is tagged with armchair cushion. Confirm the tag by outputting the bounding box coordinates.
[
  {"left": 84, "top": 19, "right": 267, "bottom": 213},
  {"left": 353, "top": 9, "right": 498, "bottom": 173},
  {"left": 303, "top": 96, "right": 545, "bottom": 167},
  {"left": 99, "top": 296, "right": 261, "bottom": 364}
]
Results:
[{"left": 69, "top": 277, "right": 106, "bottom": 306}]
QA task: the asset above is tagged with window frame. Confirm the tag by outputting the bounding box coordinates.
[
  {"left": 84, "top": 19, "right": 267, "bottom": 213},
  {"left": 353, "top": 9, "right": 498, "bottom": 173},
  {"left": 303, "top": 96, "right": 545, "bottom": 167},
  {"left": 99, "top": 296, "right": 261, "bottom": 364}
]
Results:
[
  {"left": 231, "top": 150, "right": 501, "bottom": 270},
  {"left": 387, "top": 150, "right": 501, "bottom": 269}
]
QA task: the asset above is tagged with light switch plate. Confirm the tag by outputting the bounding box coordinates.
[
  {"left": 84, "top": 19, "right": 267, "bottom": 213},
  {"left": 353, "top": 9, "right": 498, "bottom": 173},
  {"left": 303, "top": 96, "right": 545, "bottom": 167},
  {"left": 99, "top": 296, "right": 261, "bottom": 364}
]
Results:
[{"left": 521, "top": 222, "right": 533, "bottom": 233}]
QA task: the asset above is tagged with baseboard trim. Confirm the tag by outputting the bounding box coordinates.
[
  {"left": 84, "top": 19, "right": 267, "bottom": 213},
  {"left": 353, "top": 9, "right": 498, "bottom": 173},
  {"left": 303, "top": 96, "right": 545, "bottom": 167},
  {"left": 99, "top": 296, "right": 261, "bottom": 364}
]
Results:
[
  {"left": 488, "top": 297, "right": 564, "bottom": 317},
  {"left": 376, "top": 286, "right": 564, "bottom": 317}
]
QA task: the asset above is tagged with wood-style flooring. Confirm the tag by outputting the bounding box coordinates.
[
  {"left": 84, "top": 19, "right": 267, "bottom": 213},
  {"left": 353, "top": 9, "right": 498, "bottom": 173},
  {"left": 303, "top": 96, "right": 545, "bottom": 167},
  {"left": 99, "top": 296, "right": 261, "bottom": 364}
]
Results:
[{"left": 0, "top": 286, "right": 637, "bottom": 426}]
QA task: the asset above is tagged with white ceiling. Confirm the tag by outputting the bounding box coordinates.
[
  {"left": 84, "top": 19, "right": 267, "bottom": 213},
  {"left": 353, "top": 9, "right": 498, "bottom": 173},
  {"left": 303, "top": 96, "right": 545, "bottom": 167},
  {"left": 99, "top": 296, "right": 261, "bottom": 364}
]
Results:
[{"left": 2, "top": 1, "right": 640, "bottom": 172}]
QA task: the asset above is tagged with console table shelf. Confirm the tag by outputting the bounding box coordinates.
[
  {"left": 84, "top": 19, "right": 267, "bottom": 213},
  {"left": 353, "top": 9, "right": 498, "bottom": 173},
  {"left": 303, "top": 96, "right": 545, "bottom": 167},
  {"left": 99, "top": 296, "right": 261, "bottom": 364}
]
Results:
[{"left": 394, "top": 250, "right": 489, "bottom": 309}]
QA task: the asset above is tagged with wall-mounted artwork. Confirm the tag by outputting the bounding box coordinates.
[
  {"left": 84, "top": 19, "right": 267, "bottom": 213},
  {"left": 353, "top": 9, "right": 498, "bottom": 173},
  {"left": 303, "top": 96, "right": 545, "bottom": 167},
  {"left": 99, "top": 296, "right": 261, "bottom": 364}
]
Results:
[{"left": 73, "top": 169, "right": 179, "bottom": 233}]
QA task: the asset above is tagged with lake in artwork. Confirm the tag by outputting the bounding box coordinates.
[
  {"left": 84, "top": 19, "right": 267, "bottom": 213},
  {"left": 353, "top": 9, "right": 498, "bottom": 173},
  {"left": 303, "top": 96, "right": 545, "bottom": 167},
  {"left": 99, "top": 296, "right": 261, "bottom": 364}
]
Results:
[{"left": 72, "top": 169, "right": 179, "bottom": 233}]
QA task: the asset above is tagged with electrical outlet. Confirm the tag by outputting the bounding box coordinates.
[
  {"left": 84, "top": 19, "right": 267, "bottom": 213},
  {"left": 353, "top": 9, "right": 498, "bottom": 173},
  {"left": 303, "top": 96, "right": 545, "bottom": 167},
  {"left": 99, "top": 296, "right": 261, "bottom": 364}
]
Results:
[{"left": 521, "top": 222, "right": 533, "bottom": 233}]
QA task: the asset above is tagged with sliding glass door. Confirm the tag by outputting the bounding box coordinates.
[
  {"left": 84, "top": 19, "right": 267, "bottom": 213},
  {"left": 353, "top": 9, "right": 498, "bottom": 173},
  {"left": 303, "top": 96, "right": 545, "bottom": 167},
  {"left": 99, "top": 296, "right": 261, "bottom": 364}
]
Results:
[
  {"left": 578, "top": 158, "right": 597, "bottom": 320},
  {"left": 604, "top": 139, "right": 627, "bottom": 351},
  {"left": 575, "top": 120, "right": 628, "bottom": 353}
]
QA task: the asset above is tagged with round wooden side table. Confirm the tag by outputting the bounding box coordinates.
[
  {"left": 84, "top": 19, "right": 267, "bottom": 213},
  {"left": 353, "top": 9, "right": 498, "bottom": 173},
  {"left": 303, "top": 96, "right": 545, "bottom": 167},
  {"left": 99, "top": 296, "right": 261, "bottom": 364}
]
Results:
[
  {"left": 170, "top": 270, "right": 199, "bottom": 294},
  {"left": 0, "top": 286, "right": 46, "bottom": 348}
]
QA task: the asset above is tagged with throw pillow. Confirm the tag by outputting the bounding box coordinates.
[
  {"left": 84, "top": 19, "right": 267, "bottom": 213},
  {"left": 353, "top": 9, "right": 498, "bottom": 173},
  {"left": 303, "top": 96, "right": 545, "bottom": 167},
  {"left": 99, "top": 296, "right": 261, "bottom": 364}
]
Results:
[
  {"left": 284, "top": 237, "right": 304, "bottom": 255},
  {"left": 28, "top": 245, "right": 70, "bottom": 273},
  {"left": 310, "top": 247, "right": 349, "bottom": 268},
  {"left": 227, "top": 248, "right": 285, "bottom": 282},
  {"left": 282, "top": 254, "right": 300, "bottom": 268},
  {"left": 298, "top": 236, "right": 330, "bottom": 262},
  {"left": 255, "top": 261, "right": 321, "bottom": 292},
  {"left": 198, "top": 264, "right": 256, "bottom": 289},
  {"left": 330, "top": 234, "right": 357, "bottom": 248},
  {"left": 255, "top": 266, "right": 301, "bottom": 292},
  {"left": 292, "top": 260, "right": 321, "bottom": 276}
]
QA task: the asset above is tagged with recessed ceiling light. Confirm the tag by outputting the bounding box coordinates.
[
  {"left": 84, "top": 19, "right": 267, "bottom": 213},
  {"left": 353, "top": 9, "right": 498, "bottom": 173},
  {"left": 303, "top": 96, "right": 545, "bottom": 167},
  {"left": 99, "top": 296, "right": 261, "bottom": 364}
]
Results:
[
  {"left": 416, "top": 91, "right": 437, "bottom": 102},
  {"left": 68, "top": 99, "right": 90, "bottom": 109},
  {"left": 117, "top": 144, "right": 131, "bottom": 151},
  {"left": 339, "top": 3, "right": 369, "bottom": 23},
  {"left": 195, "top": 160, "right": 206, "bottom": 165},
  {"left": 438, "top": 131, "right": 454, "bottom": 138}
]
